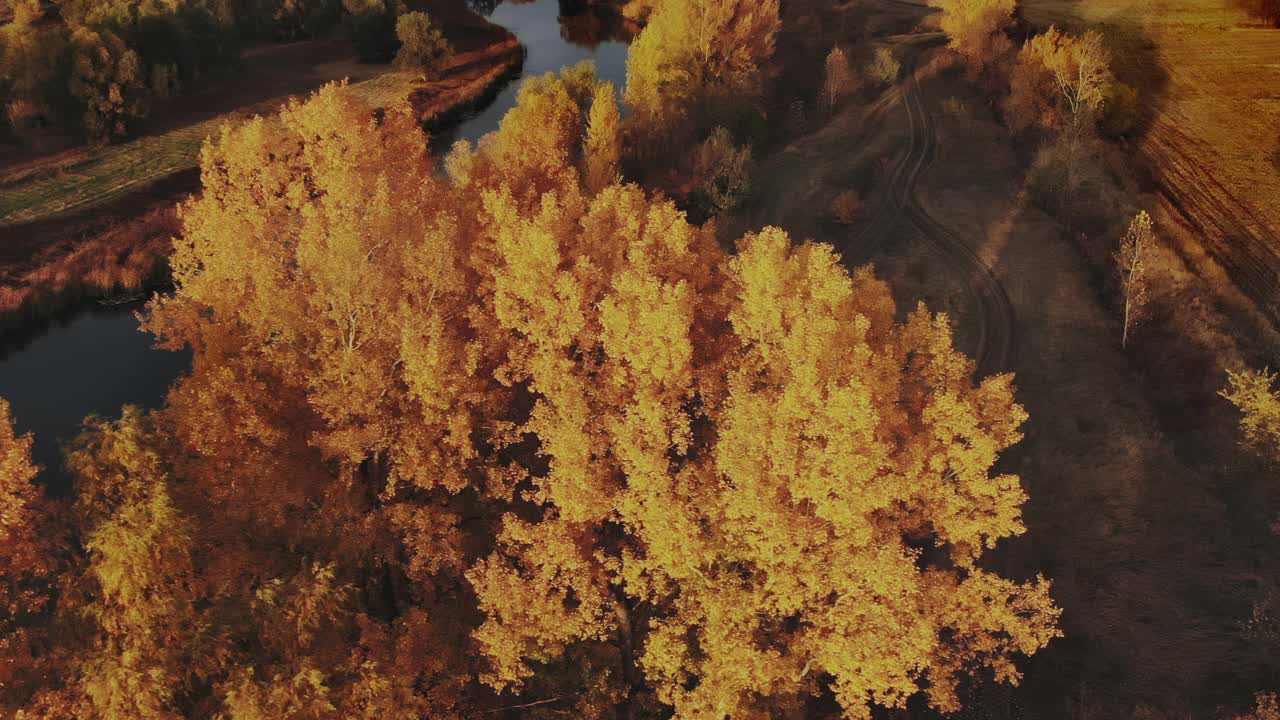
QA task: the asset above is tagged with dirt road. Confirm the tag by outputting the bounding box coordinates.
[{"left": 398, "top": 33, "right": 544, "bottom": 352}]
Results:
[
  {"left": 899, "top": 69, "right": 1016, "bottom": 375},
  {"left": 848, "top": 48, "right": 1017, "bottom": 376}
]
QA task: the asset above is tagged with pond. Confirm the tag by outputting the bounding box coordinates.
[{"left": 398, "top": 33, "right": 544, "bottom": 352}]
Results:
[
  {"left": 0, "top": 304, "right": 191, "bottom": 495},
  {"left": 0, "top": 0, "right": 631, "bottom": 492}
]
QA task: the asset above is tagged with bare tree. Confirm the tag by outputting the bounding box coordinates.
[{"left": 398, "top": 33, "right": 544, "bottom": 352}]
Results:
[
  {"left": 1007, "top": 27, "right": 1114, "bottom": 225},
  {"left": 1114, "top": 210, "right": 1154, "bottom": 348},
  {"left": 822, "top": 46, "right": 854, "bottom": 114}
]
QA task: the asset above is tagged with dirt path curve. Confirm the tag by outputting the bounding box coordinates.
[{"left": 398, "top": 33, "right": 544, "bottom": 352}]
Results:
[
  {"left": 856, "top": 49, "right": 1016, "bottom": 376},
  {"left": 898, "top": 69, "right": 1016, "bottom": 375}
]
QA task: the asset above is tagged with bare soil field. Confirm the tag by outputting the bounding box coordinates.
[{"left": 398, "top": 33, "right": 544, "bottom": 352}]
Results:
[{"left": 745, "top": 2, "right": 1280, "bottom": 716}]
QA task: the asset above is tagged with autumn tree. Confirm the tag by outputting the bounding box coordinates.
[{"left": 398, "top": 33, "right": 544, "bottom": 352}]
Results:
[
  {"left": 582, "top": 80, "right": 621, "bottom": 194},
  {"left": 1236, "top": 692, "right": 1280, "bottom": 720},
  {"left": 930, "top": 0, "right": 1017, "bottom": 75},
  {"left": 1007, "top": 27, "right": 1113, "bottom": 220},
  {"left": 1006, "top": 27, "right": 1113, "bottom": 135},
  {"left": 54, "top": 408, "right": 199, "bottom": 718},
  {"left": 5, "top": 74, "right": 1059, "bottom": 719},
  {"left": 465, "top": 200, "right": 1060, "bottom": 717},
  {"left": 68, "top": 26, "right": 147, "bottom": 142},
  {"left": 0, "top": 0, "right": 71, "bottom": 135},
  {"left": 0, "top": 399, "right": 57, "bottom": 713},
  {"left": 822, "top": 45, "right": 856, "bottom": 114},
  {"left": 394, "top": 11, "right": 451, "bottom": 78},
  {"left": 136, "top": 83, "right": 494, "bottom": 717},
  {"left": 830, "top": 189, "right": 863, "bottom": 224},
  {"left": 345, "top": 0, "right": 404, "bottom": 62},
  {"left": 624, "top": 0, "right": 780, "bottom": 140},
  {"left": 869, "top": 46, "right": 900, "bottom": 86},
  {"left": 1114, "top": 210, "right": 1154, "bottom": 348},
  {"left": 1222, "top": 368, "right": 1280, "bottom": 464},
  {"left": 688, "top": 125, "right": 753, "bottom": 217}
]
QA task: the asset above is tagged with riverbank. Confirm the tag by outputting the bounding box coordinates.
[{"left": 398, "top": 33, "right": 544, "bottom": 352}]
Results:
[
  {"left": 0, "top": 2, "right": 520, "bottom": 333},
  {"left": 410, "top": 25, "right": 523, "bottom": 131}
]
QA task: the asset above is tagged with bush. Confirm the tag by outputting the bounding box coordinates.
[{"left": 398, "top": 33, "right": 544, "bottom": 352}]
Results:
[
  {"left": 830, "top": 190, "right": 863, "bottom": 225},
  {"left": 1026, "top": 144, "right": 1070, "bottom": 213},
  {"left": 394, "top": 11, "right": 450, "bottom": 78},
  {"left": 68, "top": 27, "right": 147, "bottom": 142},
  {"left": 870, "top": 47, "right": 901, "bottom": 86},
  {"left": 691, "top": 126, "right": 753, "bottom": 218},
  {"left": 345, "top": 0, "right": 402, "bottom": 63},
  {"left": 1099, "top": 82, "right": 1139, "bottom": 139}
]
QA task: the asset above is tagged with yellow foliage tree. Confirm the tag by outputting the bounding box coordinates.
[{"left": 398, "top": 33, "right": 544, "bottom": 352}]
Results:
[
  {"left": 0, "top": 400, "right": 56, "bottom": 712},
  {"left": 6, "top": 74, "right": 1058, "bottom": 719},
  {"left": 1115, "top": 210, "right": 1155, "bottom": 348},
  {"left": 1223, "top": 368, "right": 1280, "bottom": 464},
  {"left": 930, "top": 0, "right": 1017, "bottom": 75},
  {"left": 61, "top": 408, "right": 196, "bottom": 720},
  {"left": 583, "top": 80, "right": 622, "bottom": 194},
  {"left": 1006, "top": 26, "right": 1114, "bottom": 135},
  {"left": 467, "top": 212, "right": 1060, "bottom": 717},
  {"left": 624, "top": 0, "right": 780, "bottom": 137},
  {"left": 139, "top": 82, "right": 496, "bottom": 718}
]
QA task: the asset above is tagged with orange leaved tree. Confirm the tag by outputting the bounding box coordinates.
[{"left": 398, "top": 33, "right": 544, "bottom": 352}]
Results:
[{"left": 4, "top": 75, "right": 1057, "bottom": 719}]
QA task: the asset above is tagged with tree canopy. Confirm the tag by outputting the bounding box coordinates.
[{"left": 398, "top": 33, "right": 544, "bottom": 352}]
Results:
[
  {"left": 624, "top": 0, "right": 780, "bottom": 139},
  {"left": 1, "top": 69, "right": 1058, "bottom": 718}
]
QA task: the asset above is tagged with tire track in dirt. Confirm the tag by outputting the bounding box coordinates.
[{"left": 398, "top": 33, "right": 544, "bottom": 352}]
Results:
[
  {"left": 850, "top": 56, "right": 932, "bottom": 250},
  {"left": 858, "top": 53, "right": 1016, "bottom": 376},
  {"left": 902, "top": 70, "right": 1015, "bottom": 376},
  {"left": 1141, "top": 122, "right": 1280, "bottom": 325}
]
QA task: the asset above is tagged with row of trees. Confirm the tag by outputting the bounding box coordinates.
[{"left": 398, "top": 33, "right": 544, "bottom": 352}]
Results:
[
  {"left": 929, "top": 0, "right": 1156, "bottom": 346},
  {"left": 0, "top": 0, "right": 449, "bottom": 144},
  {"left": 0, "top": 31, "right": 1062, "bottom": 718},
  {"left": 0, "top": 0, "right": 238, "bottom": 142}
]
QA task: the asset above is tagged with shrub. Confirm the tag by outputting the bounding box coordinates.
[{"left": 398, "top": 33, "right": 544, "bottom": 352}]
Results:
[
  {"left": 394, "top": 11, "right": 451, "bottom": 78},
  {"left": 691, "top": 126, "right": 753, "bottom": 217},
  {"left": 830, "top": 190, "right": 863, "bottom": 225},
  {"left": 1026, "top": 141, "right": 1071, "bottom": 212},
  {"left": 1099, "top": 82, "right": 1139, "bottom": 139},
  {"left": 870, "top": 47, "right": 900, "bottom": 86}
]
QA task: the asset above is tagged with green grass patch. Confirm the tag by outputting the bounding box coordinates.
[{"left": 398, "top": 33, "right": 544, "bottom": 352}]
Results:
[{"left": 0, "top": 72, "right": 418, "bottom": 226}]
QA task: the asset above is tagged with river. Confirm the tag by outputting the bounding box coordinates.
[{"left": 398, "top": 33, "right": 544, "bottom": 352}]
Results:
[{"left": 0, "top": 0, "right": 630, "bottom": 493}]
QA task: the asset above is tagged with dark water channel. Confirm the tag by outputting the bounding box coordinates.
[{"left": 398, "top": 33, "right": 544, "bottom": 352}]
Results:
[{"left": 0, "top": 0, "right": 629, "bottom": 491}]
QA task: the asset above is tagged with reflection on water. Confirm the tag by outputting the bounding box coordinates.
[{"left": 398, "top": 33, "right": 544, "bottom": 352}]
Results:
[
  {"left": 559, "top": 6, "right": 635, "bottom": 50},
  {"left": 433, "top": 0, "right": 629, "bottom": 148},
  {"left": 0, "top": 0, "right": 629, "bottom": 492},
  {"left": 0, "top": 303, "right": 191, "bottom": 494}
]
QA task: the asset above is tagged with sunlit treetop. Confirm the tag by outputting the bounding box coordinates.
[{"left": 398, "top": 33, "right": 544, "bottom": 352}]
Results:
[{"left": 3, "top": 72, "right": 1057, "bottom": 720}]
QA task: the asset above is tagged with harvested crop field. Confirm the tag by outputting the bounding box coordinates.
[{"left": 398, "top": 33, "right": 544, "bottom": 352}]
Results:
[{"left": 1022, "top": 0, "right": 1280, "bottom": 322}]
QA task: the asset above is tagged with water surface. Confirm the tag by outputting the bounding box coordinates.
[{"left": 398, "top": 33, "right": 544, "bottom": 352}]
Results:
[
  {"left": 435, "top": 0, "right": 630, "bottom": 147},
  {"left": 0, "top": 305, "right": 191, "bottom": 494}
]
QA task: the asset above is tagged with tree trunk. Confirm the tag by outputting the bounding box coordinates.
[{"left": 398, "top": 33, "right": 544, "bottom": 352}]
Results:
[{"left": 613, "top": 592, "right": 641, "bottom": 720}]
